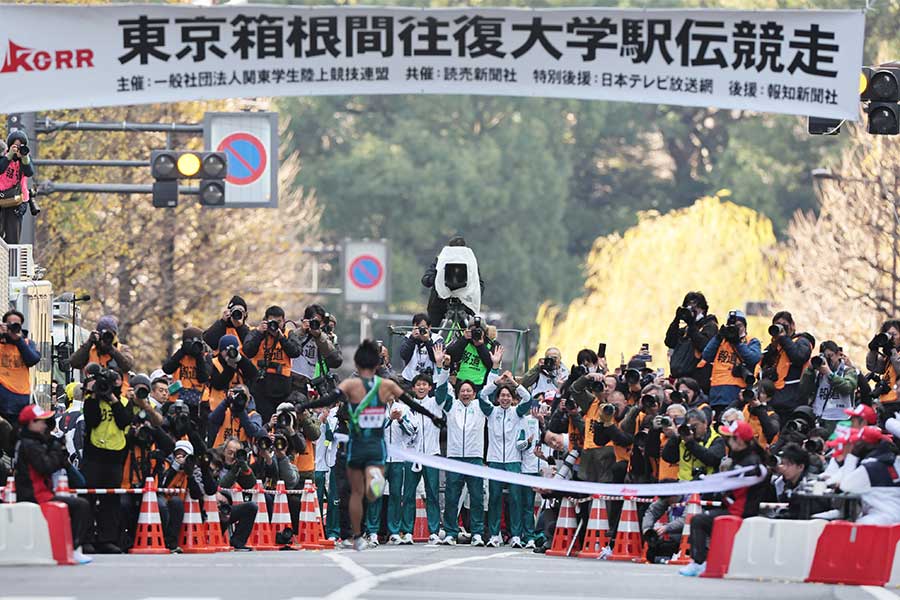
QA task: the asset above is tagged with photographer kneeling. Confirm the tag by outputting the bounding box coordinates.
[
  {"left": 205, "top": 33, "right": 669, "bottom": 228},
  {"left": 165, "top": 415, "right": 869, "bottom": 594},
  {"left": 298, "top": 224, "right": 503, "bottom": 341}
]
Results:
[
  {"left": 215, "top": 438, "right": 259, "bottom": 551},
  {"left": 158, "top": 440, "right": 216, "bottom": 553},
  {"left": 661, "top": 408, "right": 725, "bottom": 481}
]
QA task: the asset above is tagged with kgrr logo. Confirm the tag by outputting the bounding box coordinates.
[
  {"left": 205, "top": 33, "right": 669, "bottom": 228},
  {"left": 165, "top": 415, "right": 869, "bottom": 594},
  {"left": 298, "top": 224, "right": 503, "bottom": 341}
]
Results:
[{"left": 0, "top": 40, "right": 94, "bottom": 74}]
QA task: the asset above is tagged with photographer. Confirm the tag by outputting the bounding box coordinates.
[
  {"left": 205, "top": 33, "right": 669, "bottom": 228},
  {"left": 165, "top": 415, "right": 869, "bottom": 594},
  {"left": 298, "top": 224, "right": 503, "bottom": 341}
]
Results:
[
  {"left": 0, "top": 309, "right": 41, "bottom": 426},
  {"left": 680, "top": 420, "right": 768, "bottom": 577},
  {"left": 0, "top": 130, "right": 34, "bottom": 244},
  {"left": 15, "top": 406, "right": 92, "bottom": 564},
  {"left": 215, "top": 438, "right": 259, "bottom": 550},
  {"left": 661, "top": 408, "right": 725, "bottom": 481},
  {"left": 272, "top": 401, "right": 319, "bottom": 491},
  {"left": 203, "top": 296, "right": 250, "bottom": 353},
  {"left": 557, "top": 349, "right": 603, "bottom": 407},
  {"left": 446, "top": 316, "right": 497, "bottom": 390},
  {"left": 82, "top": 363, "right": 132, "bottom": 554},
  {"left": 398, "top": 313, "right": 440, "bottom": 384},
  {"left": 204, "top": 335, "right": 258, "bottom": 414},
  {"left": 158, "top": 440, "right": 214, "bottom": 553},
  {"left": 251, "top": 430, "right": 302, "bottom": 535},
  {"left": 701, "top": 310, "right": 761, "bottom": 417},
  {"left": 651, "top": 404, "right": 687, "bottom": 481},
  {"left": 421, "top": 236, "right": 484, "bottom": 327},
  {"left": 768, "top": 443, "right": 826, "bottom": 519},
  {"left": 799, "top": 340, "right": 858, "bottom": 435},
  {"left": 665, "top": 292, "right": 719, "bottom": 391},
  {"left": 617, "top": 359, "right": 655, "bottom": 406},
  {"left": 731, "top": 382, "right": 780, "bottom": 450},
  {"left": 760, "top": 311, "right": 813, "bottom": 424},
  {"left": 521, "top": 348, "right": 569, "bottom": 397},
  {"left": 243, "top": 306, "right": 302, "bottom": 423},
  {"left": 161, "top": 326, "right": 210, "bottom": 407},
  {"left": 866, "top": 320, "right": 900, "bottom": 421},
  {"left": 641, "top": 494, "right": 684, "bottom": 563},
  {"left": 289, "top": 304, "right": 341, "bottom": 397},
  {"left": 671, "top": 377, "right": 711, "bottom": 423},
  {"left": 70, "top": 315, "right": 135, "bottom": 377},
  {"left": 209, "top": 384, "right": 265, "bottom": 448}
]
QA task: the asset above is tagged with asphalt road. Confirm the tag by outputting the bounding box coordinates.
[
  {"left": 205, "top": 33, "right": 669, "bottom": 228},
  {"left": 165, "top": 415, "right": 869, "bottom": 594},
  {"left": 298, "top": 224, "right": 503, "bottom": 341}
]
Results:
[{"left": 1, "top": 545, "right": 897, "bottom": 600}]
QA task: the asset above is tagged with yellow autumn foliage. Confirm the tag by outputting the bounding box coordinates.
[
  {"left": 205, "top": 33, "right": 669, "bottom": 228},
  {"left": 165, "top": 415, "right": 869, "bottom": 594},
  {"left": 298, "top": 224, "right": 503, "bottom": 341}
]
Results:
[{"left": 537, "top": 193, "right": 778, "bottom": 370}]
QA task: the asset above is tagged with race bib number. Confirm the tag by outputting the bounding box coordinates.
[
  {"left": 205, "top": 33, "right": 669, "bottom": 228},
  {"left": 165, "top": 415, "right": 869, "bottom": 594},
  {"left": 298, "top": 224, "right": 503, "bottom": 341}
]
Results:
[{"left": 359, "top": 406, "right": 385, "bottom": 429}]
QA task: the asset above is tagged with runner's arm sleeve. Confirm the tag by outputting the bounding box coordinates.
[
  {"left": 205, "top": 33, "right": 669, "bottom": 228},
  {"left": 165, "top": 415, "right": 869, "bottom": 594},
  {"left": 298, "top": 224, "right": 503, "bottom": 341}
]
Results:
[
  {"left": 399, "top": 391, "right": 446, "bottom": 428},
  {"left": 296, "top": 388, "right": 348, "bottom": 411}
]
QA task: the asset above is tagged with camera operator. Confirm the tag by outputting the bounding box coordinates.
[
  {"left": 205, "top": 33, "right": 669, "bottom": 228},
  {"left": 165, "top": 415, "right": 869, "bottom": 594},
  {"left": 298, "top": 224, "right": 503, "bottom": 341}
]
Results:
[
  {"left": 866, "top": 320, "right": 900, "bottom": 422},
  {"left": 701, "top": 310, "right": 761, "bottom": 418},
  {"left": 162, "top": 326, "right": 210, "bottom": 407},
  {"left": 15, "top": 406, "right": 93, "bottom": 564},
  {"left": 520, "top": 348, "right": 569, "bottom": 397},
  {"left": 679, "top": 420, "right": 769, "bottom": 577},
  {"left": 650, "top": 404, "right": 687, "bottom": 481},
  {"left": 446, "top": 316, "right": 498, "bottom": 390},
  {"left": 629, "top": 388, "right": 664, "bottom": 484},
  {"left": 70, "top": 315, "right": 135, "bottom": 380},
  {"left": 671, "top": 377, "right": 711, "bottom": 423},
  {"left": 209, "top": 384, "right": 265, "bottom": 448},
  {"left": 271, "top": 401, "right": 319, "bottom": 492},
  {"left": 665, "top": 292, "right": 719, "bottom": 391},
  {"left": 557, "top": 349, "right": 603, "bottom": 406},
  {"left": 617, "top": 359, "right": 655, "bottom": 406},
  {"left": 215, "top": 438, "right": 259, "bottom": 550},
  {"left": 760, "top": 311, "right": 813, "bottom": 424},
  {"left": 799, "top": 340, "right": 857, "bottom": 435},
  {"left": 661, "top": 408, "right": 725, "bottom": 481},
  {"left": 0, "top": 130, "right": 34, "bottom": 244},
  {"left": 251, "top": 430, "right": 301, "bottom": 535},
  {"left": 243, "top": 306, "right": 302, "bottom": 423},
  {"left": 0, "top": 309, "right": 41, "bottom": 426},
  {"left": 204, "top": 296, "right": 250, "bottom": 354},
  {"left": 81, "top": 363, "right": 131, "bottom": 554},
  {"left": 398, "top": 313, "right": 441, "bottom": 384},
  {"left": 289, "top": 304, "right": 342, "bottom": 399},
  {"left": 730, "top": 382, "right": 780, "bottom": 450},
  {"left": 421, "top": 236, "right": 484, "bottom": 327}
]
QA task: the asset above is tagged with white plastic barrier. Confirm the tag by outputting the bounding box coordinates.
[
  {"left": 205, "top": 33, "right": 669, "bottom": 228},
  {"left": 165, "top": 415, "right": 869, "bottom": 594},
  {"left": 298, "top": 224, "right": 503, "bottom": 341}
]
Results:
[
  {"left": 887, "top": 533, "right": 900, "bottom": 588},
  {"left": 726, "top": 516, "right": 827, "bottom": 582},
  {"left": 0, "top": 503, "right": 56, "bottom": 565}
]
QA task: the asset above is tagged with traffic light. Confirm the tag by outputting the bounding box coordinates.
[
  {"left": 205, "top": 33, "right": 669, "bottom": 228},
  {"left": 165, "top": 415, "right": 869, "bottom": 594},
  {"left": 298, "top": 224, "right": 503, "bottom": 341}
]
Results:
[
  {"left": 860, "top": 66, "right": 900, "bottom": 135},
  {"left": 150, "top": 150, "right": 228, "bottom": 207}
]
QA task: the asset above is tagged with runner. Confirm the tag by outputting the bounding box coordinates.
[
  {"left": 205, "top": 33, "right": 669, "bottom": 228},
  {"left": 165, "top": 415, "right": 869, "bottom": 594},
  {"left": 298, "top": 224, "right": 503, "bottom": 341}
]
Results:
[{"left": 297, "top": 339, "right": 445, "bottom": 550}]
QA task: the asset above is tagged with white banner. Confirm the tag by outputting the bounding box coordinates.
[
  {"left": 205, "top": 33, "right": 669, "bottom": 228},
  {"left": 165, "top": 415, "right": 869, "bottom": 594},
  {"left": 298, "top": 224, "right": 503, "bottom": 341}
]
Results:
[
  {"left": 0, "top": 4, "right": 864, "bottom": 119},
  {"left": 387, "top": 445, "right": 769, "bottom": 497}
]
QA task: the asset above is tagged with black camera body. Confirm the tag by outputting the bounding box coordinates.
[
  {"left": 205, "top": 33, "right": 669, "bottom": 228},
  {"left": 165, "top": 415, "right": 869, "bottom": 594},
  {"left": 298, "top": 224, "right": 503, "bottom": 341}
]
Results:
[
  {"left": 731, "top": 363, "right": 756, "bottom": 386},
  {"left": 721, "top": 324, "right": 740, "bottom": 343},
  {"left": 99, "top": 330, "right": 115, "bottom": 346},
  {"left": 678, "top": 422, "right": 696, "bottom": 439},
  {"left": 276, "top": 410, "right": 295, "bottom": 430},
  {"left": 258, "top": 436, "right": 274, "bottom": 451},
  {"left": 677, "top": 306, "right": 693, "bottom": 323},
  {"left": 169, "top": 400, "right": 192, "bottom": 436},
  {"left": 85, "top": 362, "right": 116, "bottom": 397},
  {"left": 223, "top": 346, "right": 240, "bottom": 362},
  {"left": 184, "top": 337, "right": 204, "bottom": 356},
  {"left": 273, "top": 433, "right": 289, "bottom": 452},
  {"left": 230, "top": 307, "right": 245, "bottom": 322},
  {"left": 810, "top": 354, "right": 826, "bottom": 370},
  {"left": 870, "top": 373, "right": 892, "bottom": 398},
  {"left": 869, "top": 333, "right": 893, "bottom": 355},
  {"left": 6, "top": 322, "right": 21, "bottom": 335},
  {"left": 229, "top": 388, "right": 249, "bottom": 413},
  {"left": 310, "top": 371, "right": 338, "bottom": 397},
  {"left": 768, "top": 323, "right": 785, "bottom": 338},
  {"left": 657, "top": 415, "right": 673, "bottom": 428},
  {"left": 308, "top": 318, "right": 320, "bottom": 331},
  {"left": 267, "top": 320, "right": 281, "bottom": 334}
]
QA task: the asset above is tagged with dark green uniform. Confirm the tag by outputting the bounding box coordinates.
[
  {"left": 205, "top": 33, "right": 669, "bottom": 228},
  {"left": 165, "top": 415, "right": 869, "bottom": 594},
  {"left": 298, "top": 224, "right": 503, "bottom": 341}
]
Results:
[{"left": 346, "top": 376, "right": 388, "bottom": 469}]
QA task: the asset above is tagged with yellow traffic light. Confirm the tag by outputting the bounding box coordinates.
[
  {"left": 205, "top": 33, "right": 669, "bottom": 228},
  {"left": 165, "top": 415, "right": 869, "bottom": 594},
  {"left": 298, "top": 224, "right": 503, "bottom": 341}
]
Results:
[
  {"left": 177, "top": 152, "right": 201, "bottom": 177},
  {"left": 860, "top": 71, "right": 869, "bottom": 95}
]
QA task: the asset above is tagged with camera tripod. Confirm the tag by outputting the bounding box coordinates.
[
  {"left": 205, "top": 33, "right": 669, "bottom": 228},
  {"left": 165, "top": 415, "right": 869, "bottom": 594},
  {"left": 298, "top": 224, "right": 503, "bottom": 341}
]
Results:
[{"left": 439, "top": 297, "right": 471, "bottom": 343}]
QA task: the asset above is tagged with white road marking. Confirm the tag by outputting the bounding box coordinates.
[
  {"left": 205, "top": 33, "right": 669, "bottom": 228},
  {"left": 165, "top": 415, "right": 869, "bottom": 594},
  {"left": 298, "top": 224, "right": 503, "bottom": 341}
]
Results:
[
  {"left": 141, "top": 598, "right": 222, "bottom": 600},
  {"left": 323, "top": 551, "right": 517, "bottom": 600},
  {"left": 0, "top": 597, "right": 76, "bottom": 600},
  {"left": 326, "top": 552, "right": 375, "bottom": 581},
  {"left": 862, "top": 587, "right": 900, "bottom": 600}
]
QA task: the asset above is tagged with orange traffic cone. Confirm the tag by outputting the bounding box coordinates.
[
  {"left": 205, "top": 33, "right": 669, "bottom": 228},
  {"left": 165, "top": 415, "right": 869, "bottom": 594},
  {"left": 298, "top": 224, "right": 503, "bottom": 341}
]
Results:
[
  {"left": 130, "top": 477, "right": 168, "bottom": 554},
  {"left": 546, "top": 498, "right": 578, "bottom": 557},
  {"left": 54, "top": 473, "right": 72, "bottom": 497},
  {"left": 669, "top": 494, "right": 701, "bottom": 566},
  {"left": 310, "top": 481, "right": 335, "bottom": 549},
  {"left": 577, "top": 496, "right": 609, "bottom": 559},
  {"left": 295, "top": 480, "right": 325, "bottom": 550},
  {"left": 180, "top": 495, "right": 211, "bottom": 553},
  {"left": 203, "top": 494, "right": 231, "bottom": 552},
  {"left": 248, "top": 479, "right": 277, "bottom": 550},
  {"left": 607, "top": 497, "right": 646, "bottom": 563},
  {"left": 412, "top": 496, "right": 429, "bottom": 543},
  {"left": 3, "top": 475, "right": 15, "bottom": 503},
  {"left": 272, "top": 480, "right": 294, "bottom": 547}
]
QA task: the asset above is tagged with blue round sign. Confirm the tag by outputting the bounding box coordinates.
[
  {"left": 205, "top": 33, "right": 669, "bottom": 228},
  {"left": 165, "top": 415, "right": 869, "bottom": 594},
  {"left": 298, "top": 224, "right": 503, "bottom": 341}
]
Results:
[
  {"left": 217, "top": 133, "right": 267, "bottom": 186},
  {"left": 349, "top": 255, "right": 384, "bottom": 289}
]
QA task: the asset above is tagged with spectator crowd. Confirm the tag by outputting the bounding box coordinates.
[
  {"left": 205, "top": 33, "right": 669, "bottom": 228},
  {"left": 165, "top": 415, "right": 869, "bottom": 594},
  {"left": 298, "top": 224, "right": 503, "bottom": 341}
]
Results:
[{"left": 2, "top": 276, "right": 900, "bottom": 572}]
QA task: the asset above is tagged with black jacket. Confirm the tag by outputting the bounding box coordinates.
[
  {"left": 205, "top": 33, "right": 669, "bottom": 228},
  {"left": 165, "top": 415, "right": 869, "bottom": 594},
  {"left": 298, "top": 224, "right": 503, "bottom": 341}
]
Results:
[
  {"left": 665, "top": 313, "right": 718, "bottom": 390},
  {"left": 15, "top": 428, "right": 67, "bottom": 503},
  {"left": 162, "top": 347, "right": 211, "bottom": 385},
  {"left": 243, "top": 330, "right": 302, "bottom": 373},
  {"left": 207, "top": 355, "right": 258, "bottom": 391},
  {"left": 203, "top": 318, "right": 250, "bottom": 351}
]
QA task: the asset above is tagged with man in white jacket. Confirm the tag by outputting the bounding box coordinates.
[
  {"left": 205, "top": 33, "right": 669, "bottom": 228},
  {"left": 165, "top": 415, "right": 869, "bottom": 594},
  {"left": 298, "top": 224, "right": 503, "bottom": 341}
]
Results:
[
  {"left": 400, "top": 372, "right": 444, "bottom": 544},
  {"left": 832, "top": 426, "right": 900, "bottom": 525},
  {"left": 517, "top": 403, "right": 549, "bottom": 549},
  {"left": 480, "top": 370, "right": 533, "bottom": 548},
  {"left": 434, "top": 345, "right": 503, "bottom": 546}
]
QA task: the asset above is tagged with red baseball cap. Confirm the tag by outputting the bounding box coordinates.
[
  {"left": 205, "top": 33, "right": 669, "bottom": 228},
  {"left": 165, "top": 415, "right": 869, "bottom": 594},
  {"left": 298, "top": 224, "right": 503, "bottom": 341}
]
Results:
[
  {"left": 718, "top": 420, "right": 754, "bottom": 442},
  {"left": 856, "top": 426, "right": 893, "bottom": 445},
  {"left": 845, "top": 404, "right": 877, "bottom": 425},
  {"left": 18, "top": 405, "right": 54, "bottom": 426}
]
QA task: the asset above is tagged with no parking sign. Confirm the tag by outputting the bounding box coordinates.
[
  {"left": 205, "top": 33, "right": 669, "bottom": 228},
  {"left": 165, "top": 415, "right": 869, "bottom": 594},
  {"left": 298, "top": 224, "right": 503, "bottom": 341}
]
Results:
[
  {"left": 204, "top": 112, "right": 279, "bottom": 208},
  {"left": 344, "top": 240, "right": 390, "bottom": 304}
]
